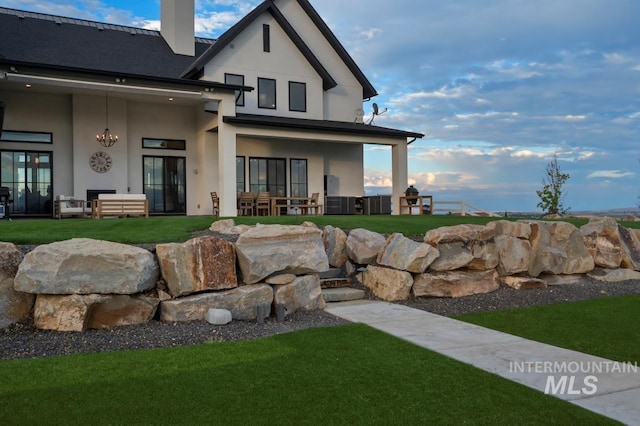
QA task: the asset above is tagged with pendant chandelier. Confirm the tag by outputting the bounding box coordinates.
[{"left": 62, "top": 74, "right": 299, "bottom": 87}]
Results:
[{"left": 96, "top": 92, "right": 118, "bottom": 147}]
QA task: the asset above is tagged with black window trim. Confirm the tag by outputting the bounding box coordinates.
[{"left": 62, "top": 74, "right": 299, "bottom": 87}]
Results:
[
  {"left": 249, "top": 156, "right": 287, "bottom": 196},
  {"left": 288, "top": 81, "right": 307, "bottom": 112},
  {"left": 263, "top": 24, "right": 270, "bottom": 52},
  {"left": 257, "top": 77, "right": 277, "bottom": 110},
  {"left": 142, "top": 137, "right": 186, "bottom": 150},
  {"left": 225, "top": 73, "right": 245, "bottom": 106},
  {"left": 290, "top": 158, "right": 308, "bottom": 198},
  {"left": 0, "top": 130, "right": 53, "bottom": 144},
  {"left": 236, "top": 155, "right": 246, "bottom": 193}
]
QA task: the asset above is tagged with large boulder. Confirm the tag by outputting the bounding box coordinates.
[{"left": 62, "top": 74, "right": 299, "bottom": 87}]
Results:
[
  {"left": 588, "top": 268, "right": 640, "bottom": 283},
  {"left": 209, "top": 219, "right": 235, "bottom": 233},
  {"left": 495, "top": 235, "right": 531, "bottom": 276},
  {"left": 488, "top": 220, "right": 532, "bottom": 239},
  {"left": 361, "top": 265, "right": 413, "bottom": 301},
  {"left": 377, "top": 233, "right": 440, "bottom": 273},
  {"left": 466, "top": 240, "right": 500, "bottom": 270},
  {"left": 156, "top": 236, "right": 238, "bottom": 298},
  {"left": 424, "top": 224, "right": 496, "bottom": 245},
  {"left": 323, "top": 225, "right": 349, "bottom": 268},
  {"left": 527, "top": 221, "right": 594, "bottom": 277},
  {"left": 272, "top": 275, "right": 325, "bottom": 316},
  {"left": 428, "top": 242, "right": 474, "bottom": 271},
  {"left": 235, "top": 225, "right": 329, "bottom": 284},
  {"left": 580, "top": 217, "right": 624, "bottom": 268},
  {"left": 346, "top": 228, "right": 386, "bottom": 264},
  {"left": 413, "top": 270, "right": 499, "bottom": 298},
  {"left": 33, "top": 294, "right": 158, "bottom": 331},
  {"left": 14, "top": 238, "right": 159, "bottom": 295},
  {"left": 0, "top": 243, "right": 33, "bottom": 328},
  {"left": 159, "top": 284, "right": 273, "bottom": 322},
  {"left": 425, "top": 224, "right": 497, "bottom": 272},
  {"left": 618, "top": 226, "right": 640, "bottom": 271}
]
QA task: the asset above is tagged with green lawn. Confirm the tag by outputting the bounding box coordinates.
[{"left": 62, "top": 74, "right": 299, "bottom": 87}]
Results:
[
  {"left": 454, "top": 295, "right": 640, "bottom": 363},
  {"left": 2, "top": 214, "right": 636, "bottom": 245},
  {"left": 0, "top": 324, "right": 615, "bottom": 425}
]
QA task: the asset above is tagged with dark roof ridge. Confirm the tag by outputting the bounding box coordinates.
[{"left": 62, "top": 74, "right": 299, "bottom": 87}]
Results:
[
  {"left": 296, "top": 0, "right": 378, "bottom": 99},
  {"left": 0, "top": 6, "right": 216, "bottom": 44}
]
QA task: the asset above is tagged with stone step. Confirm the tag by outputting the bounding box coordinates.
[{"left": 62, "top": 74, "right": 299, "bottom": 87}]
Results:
[
  {"left": 322, "top": 287, "right": 366, "bottom": 303},
  {"left": 318, "top": 268, "right": 343, "bottom": 279},
  {"left": 320, "top": 277, "right": 352, "bottom": 289}
]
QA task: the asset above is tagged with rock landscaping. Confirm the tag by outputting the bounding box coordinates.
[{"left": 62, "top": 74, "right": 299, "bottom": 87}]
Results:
[{"left": 1, "top": 217, "right": 640, "bottom": 334}]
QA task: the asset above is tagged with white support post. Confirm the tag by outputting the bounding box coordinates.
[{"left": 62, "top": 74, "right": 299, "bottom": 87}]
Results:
[
  {"left": 391, "top": 142, "right": 408, "bottom": 215},
  {"left": 215, "top": 95, "right": 238, "bottom": 217}
]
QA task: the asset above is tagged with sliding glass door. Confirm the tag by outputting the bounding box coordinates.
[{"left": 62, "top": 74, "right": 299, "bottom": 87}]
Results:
[
  {"left": 143, "top": 156, "right": 186, "bottom": 214},
  {"left": 249, "top": 157, "right": 286, "bottom": 196},
  {"left": 0, "top": 150, "right": 52, "bottom": 216}
]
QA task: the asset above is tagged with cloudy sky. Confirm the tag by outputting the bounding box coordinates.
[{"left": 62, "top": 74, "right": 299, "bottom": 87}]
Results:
[{"left": 2, "top": 0, "right": 639, "bottom": 213}]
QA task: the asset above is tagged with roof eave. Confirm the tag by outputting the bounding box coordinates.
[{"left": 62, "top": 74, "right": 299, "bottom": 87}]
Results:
[
  {"left": 0, "top": 59, "right": 254, "bottom": 93},
  {"left": 223, "top": 113, "right": 424, "bottom": 139}
]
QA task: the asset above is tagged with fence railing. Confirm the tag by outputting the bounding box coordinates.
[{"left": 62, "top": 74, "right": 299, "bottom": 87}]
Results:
[{"left": 431, "top": 200, "right": 500, "bottom": 217}]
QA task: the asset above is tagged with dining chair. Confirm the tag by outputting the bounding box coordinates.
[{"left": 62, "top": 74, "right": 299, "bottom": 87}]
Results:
[
  {"left": 238, "top": 192, "right": 255, "bottom": 216},
  {"left": 255, "top": 192, "right": 271, "bottom": 216},
  {"left": 210, "top": 192, "right": 220, "bottom": 217}
]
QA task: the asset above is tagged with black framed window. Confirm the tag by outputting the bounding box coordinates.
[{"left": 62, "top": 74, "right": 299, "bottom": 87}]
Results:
[
  {"left": 258, "top": 78, "right": 276, "bottom": 109},
  {"left": 263, "top": 24, "right": 270, "bottom": 52},
  {"left": 225, "top": 73, "right": 245, "bottom": 106},
  {"left": 236, "top": 156, "right": 245, "bottom": 193},
  {"left": 289, "top": 81, "right": 307, "bottom": 112},
  {"left": 142, "top": 138, "right": 186, "bottom": 150},
  {"left": 290, "top": 159, "right": 308, "bottom": 198},
  {"left": 249, "top": 157, "right": 286, "bottom": 196},
  {"left": 0, "top": 130, "right": 52, "bottom": 144}
]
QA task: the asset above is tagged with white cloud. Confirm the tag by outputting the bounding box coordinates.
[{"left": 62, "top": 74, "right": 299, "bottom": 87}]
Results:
[
  {"left": 586, "top": 170, "right": 635, "bottom": 179},
  {"left": 357, "top": 28, "right": 382, "bottom": 41},
  {"left": 604, "top": 52, "right": 631, "bottom": 64}
]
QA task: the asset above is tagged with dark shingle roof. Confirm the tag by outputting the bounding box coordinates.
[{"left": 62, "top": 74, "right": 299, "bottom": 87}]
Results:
[{"left": 0, "top": 7, "right": 214, "bottom": 79}]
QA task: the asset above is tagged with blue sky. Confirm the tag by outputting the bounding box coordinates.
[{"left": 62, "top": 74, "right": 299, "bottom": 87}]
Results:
[{"left": 2, "top": 0, "right": 639, "bottom": 212}]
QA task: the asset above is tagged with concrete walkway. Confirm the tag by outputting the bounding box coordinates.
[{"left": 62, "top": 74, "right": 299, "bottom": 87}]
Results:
[{"left": 325, "top": 300, "right": 640, "bottom": 426}]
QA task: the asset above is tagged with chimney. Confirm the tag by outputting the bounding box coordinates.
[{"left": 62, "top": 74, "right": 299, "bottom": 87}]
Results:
[{"left": 161, "top": 0, "right": 195, "bottom": 56}]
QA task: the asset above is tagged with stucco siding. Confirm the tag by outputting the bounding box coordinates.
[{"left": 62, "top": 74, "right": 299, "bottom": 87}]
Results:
[
  {"left": 0, "top": 90, "right": 74, "bottom": 197},
  {"left": 203, "top": 12, "right": 324, "bottom": 120}
]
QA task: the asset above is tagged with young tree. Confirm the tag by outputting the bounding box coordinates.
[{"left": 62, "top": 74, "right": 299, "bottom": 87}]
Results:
[{"left": 536, "top": 155, "right": 570, "bottom": 215}]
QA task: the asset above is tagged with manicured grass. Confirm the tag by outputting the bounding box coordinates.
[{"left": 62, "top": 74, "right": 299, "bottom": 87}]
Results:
[
  {"left": 0, "top": 324, "right": 614, "bottom": 425},
  {"left": 0, "top": 214, "right": 503, "bottom": 244},
  {"left": 1, "top": 214, "right": 637, "bottom": 245},
  {"left": 454, "top": 295, "right": 640, "bottom": 363}
]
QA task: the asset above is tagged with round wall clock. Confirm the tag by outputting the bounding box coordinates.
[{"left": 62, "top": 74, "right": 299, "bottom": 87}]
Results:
[{"left": 89, "top": 151, "right": 112, "bottom": 173}]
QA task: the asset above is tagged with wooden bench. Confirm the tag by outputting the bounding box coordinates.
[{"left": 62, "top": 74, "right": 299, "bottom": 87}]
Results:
[{"left": 92, "top": 194, "right": 149, "bottom": 219}]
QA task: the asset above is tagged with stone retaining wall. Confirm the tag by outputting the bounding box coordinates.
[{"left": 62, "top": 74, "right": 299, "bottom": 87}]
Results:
[{"left": 1, "top": 217, "right": 639, "bottom": 331}]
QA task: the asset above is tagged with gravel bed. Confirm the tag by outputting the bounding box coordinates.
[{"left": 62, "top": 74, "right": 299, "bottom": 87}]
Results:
[
  {"left": 2, "top": 278, "right": 639, "bottom": 361},
  {"left": 0, "top": 310, "right": 349, "bottom": 361}
]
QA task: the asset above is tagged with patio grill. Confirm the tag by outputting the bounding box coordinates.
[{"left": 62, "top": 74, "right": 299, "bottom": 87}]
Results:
[{"left": 0, "top": 186, "right": 12, "bottom": 219}]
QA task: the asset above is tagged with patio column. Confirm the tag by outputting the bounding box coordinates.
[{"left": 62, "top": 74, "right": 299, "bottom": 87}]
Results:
[
  {"left": 215, "top": 94, "right": 238, "bottom": 217},
  {"left": 391, "top": 141, "right": 408, "bottom": 215}
]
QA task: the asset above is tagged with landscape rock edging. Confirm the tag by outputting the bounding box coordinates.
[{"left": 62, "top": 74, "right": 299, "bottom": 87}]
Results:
[{"left": 2, "top": 216, "right": 640, "bottom": 331}]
